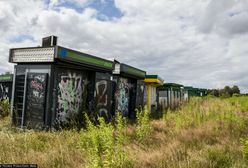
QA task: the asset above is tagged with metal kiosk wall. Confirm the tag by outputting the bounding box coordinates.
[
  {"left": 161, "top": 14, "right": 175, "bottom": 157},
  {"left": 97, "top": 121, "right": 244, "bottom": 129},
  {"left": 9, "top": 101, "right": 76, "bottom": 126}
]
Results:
[
  {"left": 158, "top": 83, "right": 184, "bottom": 110},
  {"left": 112, "top": 60, "right": 146, "bottom": 120},
  {"left": 183, "top": 86, "right": 194, "bottom": 100},
  {"left": 0, "top": 74, "right": 13, "bottom": 101},
  {"left": 183, "top": 86, "right": 207, "bottom": 100},
  {"left": 9, "top": 36, "right": 114, "bottom": 129}
]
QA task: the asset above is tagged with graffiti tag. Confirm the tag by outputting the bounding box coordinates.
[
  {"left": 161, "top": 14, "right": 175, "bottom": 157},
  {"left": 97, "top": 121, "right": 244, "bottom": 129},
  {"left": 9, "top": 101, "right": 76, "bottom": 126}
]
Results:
[
  {"left": 116, "top": 78, "right": 130, "bottom": 116},
  {"left": 57, "top": 72, "right": 84, "bottom": 122},
  {"left": 96, "top": 80, "right": 108, "bottom": 118}
]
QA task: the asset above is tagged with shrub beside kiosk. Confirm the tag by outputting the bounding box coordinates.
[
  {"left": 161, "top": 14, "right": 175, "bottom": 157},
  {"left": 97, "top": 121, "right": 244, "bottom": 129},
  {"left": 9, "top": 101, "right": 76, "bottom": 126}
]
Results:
[{"left": 9, "top": 36, "right": 146, "bottom": 129}]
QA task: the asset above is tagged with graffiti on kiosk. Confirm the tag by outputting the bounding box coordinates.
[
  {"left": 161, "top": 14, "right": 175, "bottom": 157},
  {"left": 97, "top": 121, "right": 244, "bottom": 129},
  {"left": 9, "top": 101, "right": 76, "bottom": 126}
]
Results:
[
  {"left": 57, "top": 72, "right": 84, "bottom": 122},
  {"left": 0, "top": 84, "right": 9, "bottom": 100},
  {"left": 116, "top": 78, "right": 131, "bottom": 116},
  {"left": 29, "top": 75, "right": 46, "bottom": 100},
  {"left": 95, "top": 80, "right": 108, "bottom": 117},
  {"left": 31, "top": 80, "right": 44, "bottom": 91}
]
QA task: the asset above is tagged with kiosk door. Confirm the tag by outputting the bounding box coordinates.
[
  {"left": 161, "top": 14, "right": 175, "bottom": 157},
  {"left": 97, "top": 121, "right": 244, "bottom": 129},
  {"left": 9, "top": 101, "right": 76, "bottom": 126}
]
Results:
[{"left": 24, "top": 73, "right": 48, "bottom": 128}]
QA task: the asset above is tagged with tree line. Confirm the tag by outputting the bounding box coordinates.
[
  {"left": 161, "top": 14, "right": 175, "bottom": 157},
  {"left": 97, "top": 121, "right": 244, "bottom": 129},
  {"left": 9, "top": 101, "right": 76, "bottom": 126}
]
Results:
[{"left": 208, "top": 85, "right": 241, "bottom": 98}]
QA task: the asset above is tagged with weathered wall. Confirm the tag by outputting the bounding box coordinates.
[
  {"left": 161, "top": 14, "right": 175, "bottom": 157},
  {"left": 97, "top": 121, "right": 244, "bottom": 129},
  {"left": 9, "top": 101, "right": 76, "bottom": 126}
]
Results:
[
  {"left": 95, "top": 72, "right": 113, "bottom": 120},
  {"left": 136, "top": 80, "right": 145, "bottom": 108},
  {"left": 115, "top": 77, "right": 130, "bottom": 117},
  {"left": 54, "top": 69, "right": 88, "bottom": 126},
  {"left": 158, "top": 88, "right": 183, "bottom": 110},
  {"left": 158, "top": 90, "right": 168, "bottom": 109},
  {"left": 114, "top": 77, "right": 136, "bottom": 119},
  {"left": 25, "top": 73, "right": 48, "bottom": 128}
]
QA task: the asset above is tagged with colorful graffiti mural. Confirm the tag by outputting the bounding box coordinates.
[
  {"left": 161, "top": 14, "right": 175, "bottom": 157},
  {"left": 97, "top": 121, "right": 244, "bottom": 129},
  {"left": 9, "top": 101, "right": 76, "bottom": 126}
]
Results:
[
  {"left": 116, "top": 77, "right": 130, "bottom": 117},
  {"left": 56, "top": 72, "right": 85, "bottom": 123}
]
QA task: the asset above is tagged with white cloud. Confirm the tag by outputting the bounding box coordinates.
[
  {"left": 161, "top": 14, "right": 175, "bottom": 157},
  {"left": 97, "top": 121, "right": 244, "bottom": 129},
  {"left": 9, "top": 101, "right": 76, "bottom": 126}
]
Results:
[
  {"left": 199, "top": 0, "right": 248, "bottom": 36},
  {"left": 0, "top": 0, "right": 248, "bottom": 92}
]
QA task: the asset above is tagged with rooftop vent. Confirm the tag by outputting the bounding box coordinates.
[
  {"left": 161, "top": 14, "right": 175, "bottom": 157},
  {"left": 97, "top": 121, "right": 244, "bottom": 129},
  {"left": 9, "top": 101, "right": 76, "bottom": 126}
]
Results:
[{"left": 42, "top": 35, "right": 57, "bottom": 47}]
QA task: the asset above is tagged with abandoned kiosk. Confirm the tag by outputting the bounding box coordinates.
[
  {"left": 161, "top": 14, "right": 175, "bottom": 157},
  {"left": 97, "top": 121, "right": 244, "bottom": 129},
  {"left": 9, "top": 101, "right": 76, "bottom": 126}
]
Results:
[
  {"left": 9, "top": 36, "right": 145, "bottom": 129},
  {"left": 158, "top": 83, "right": 184, "bottom": 110}
]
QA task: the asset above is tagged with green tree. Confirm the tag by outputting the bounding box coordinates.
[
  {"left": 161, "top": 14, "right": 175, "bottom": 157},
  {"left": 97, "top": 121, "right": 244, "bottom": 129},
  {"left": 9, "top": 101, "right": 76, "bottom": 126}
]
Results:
[
  {"left": 232, "top": 85, "right": 240, "bottom": 95},
  {"left": 221, "top": 86, "right": 232, "bottom": 97},
  {"left": 210, "top": 89, "right": 220, "bottom": 97}
]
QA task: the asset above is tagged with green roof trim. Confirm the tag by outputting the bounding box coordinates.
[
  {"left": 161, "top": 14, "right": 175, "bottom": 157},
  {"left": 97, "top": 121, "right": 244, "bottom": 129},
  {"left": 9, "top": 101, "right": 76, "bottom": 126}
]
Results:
[
  {"left": 120, "top": 64, "right": 146, "bottom": 79},
  {"left": 184, "top": 86, "right": 194, "bottom": 90},
  {"left": 163, "top": 83, "right": 184, "bottom": 87},
  {"left": 158, "top": 83, "right": 183, "bottom": 90},
  {"left": 57, "top": 46, "right": 114, "bottom": 70},
  {"left": 0, "top": 74, "right": 13, "bottom": 82},
  {"left": 145, "top": 75, "right": 158, "bottom": 78}
]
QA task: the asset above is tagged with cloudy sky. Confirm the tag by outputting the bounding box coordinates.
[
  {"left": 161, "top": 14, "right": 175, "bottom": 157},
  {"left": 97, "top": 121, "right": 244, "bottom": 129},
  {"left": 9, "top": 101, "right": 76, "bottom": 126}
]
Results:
[{"left": 0, "top": 0, "right": 248, "bottom": 92}]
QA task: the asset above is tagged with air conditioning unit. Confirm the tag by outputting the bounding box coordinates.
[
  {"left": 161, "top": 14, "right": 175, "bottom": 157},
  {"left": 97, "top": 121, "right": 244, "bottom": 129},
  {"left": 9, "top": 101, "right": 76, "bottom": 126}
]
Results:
[{"left": 42, "top": 35, "right": 57, "bottom": 47}]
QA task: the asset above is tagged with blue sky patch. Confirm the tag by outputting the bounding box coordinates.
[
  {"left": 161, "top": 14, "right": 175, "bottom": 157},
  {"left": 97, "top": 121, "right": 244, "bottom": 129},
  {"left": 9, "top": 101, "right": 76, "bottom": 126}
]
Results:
[
  {"left": 9, "top": 34, "right": 34, "bottom": 43},
  {"left": 87, "top": 0, "right": 123, "bottom": 21},
  {"left": 47, "top": 0, "right": 123, "bottom": 21}
]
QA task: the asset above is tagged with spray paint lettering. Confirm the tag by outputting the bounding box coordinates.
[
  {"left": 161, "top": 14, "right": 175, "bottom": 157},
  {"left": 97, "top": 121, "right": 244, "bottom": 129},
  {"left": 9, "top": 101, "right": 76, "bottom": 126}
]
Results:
[
  {"left": 31, "top": 80, "right": 43, "bottom": 91},
  {"left": 116, "top": 78, "right": 130, "bottom": 116},
  {"left": 95, "top": 80, "right": 108, "bottom": 118},
  {"left": 28, "top": 74, "right": 46, "bottom": 101},
  {"left": 57, "top": 72, "right": 84, "bottom": 122}
]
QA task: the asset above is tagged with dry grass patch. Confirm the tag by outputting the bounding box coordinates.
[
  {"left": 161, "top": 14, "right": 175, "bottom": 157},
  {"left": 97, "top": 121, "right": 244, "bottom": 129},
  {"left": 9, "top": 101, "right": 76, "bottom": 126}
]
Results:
[{"left": 0, "top": 119, "right": 85, "bottom": 168}]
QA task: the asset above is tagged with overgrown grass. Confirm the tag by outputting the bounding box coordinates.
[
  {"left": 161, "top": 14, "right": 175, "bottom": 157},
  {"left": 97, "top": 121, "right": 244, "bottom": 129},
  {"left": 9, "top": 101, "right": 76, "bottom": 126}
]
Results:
[
  {"left": 1, "top": 97, "right": 248, "bottom": 167},
  {"left": 0, "top": 121, "right": 84, "bottom": 167},
  {"left": 128, "top": 97, "right": 248, "bottom": 167}
]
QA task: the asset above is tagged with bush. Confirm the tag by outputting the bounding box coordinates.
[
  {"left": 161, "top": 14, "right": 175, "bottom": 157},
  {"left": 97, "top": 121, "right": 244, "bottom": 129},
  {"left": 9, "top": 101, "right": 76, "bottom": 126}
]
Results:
[
  {"left": 0, "top": 100, "right": 10, "bottom": 118},
  {"left": 136, "top": 106, "right": 152, "bottom": 141},
  {"left": 80, "top": 114, "right": 132, "bottom": 168}
]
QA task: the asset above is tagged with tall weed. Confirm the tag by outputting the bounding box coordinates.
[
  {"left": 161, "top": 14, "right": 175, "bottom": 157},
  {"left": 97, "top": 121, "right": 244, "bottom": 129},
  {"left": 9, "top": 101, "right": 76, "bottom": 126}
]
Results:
[
  {"left": 80, "top": 114, "right": 132, "bottom": 168},
  {"left": 136, "top": 106, "right": 152, "bottom": 141}
]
